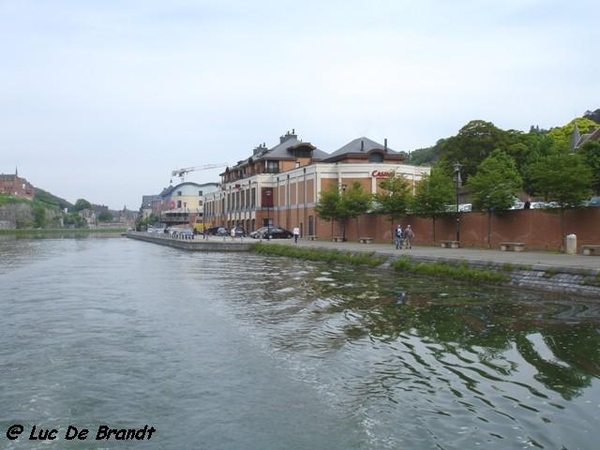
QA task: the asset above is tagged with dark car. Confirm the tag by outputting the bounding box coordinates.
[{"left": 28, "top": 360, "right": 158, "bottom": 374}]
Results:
[
  {"left": 249, "top": 226, "right": 269, "bottom": 239},
  {"left": 249, "top": 226, "right": 292, "bottom": 239},
  {"left": 206, "top": 226, "right": 228, "bottom": 236}
]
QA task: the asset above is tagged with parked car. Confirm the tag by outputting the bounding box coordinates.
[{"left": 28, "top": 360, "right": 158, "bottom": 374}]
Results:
[
  {"left": 509, "top": 197, "right": 525, "bottom": 210},
  {"left": 174, "top": 228, "right": 194, "bottom": 238},
  {"left": 249, "top": 226, "right": 293, "bottom": 239},
  {"left": 249, "top": 226, "right": 269, "bottom": 239},
  {"left": 231, "top": 226, "right": 246, "bottom": 237},
  {"left": 584, "top": 196, "right": 600, "bottom": 207},
  {"left": 206, "top": 226, "right": 228, "bottom": 236}
]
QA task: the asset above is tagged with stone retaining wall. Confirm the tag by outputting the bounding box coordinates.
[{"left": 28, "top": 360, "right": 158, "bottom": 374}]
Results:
[{"left": 398, "top": 255, "right": 600, "bottom": 298}]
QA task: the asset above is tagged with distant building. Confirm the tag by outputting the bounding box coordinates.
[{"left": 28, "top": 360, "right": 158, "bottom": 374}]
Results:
[
  {"left": 141, "top": 182, "right": 220, "bottom": 229},
  {"left": 203, "top": 130, "right": 430, "bottom": 237},
  {"left": 140, "top": 195, "right": 162, "bottom": 219},
  {"left": 0, "top": 169, "right": 35, "bottom": 200}
]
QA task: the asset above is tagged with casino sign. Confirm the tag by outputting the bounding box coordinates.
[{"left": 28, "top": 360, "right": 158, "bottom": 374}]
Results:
[{"left": 370, "top": 170, "right": 396, "bottom": 179}]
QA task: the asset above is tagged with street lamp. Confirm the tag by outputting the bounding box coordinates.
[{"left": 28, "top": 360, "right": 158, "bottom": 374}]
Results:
[
  {"left": 266, "top": 189, "right": 271, "bottom": 240},
  {"left": 341, "top": 183, "right": 347, "bottom": 241},
  {"left": 453, "top": 162, "right": 462, "bottom": 242}
]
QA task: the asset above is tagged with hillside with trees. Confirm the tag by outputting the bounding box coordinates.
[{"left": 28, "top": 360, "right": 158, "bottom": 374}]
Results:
[
  {"left": 0, "top": 188, "right": 122, "bottom": 230},
  {"left": 406, "top": 108, "right": 600, "bottom": 200}
]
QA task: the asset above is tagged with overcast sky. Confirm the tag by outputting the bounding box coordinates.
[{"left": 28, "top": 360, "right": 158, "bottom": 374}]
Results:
[{"left": 1, "top": 0, "right": 598, "bottom": 210}]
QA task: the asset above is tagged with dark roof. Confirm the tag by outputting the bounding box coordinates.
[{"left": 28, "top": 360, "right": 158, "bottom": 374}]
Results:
[
  {"left": 230, "top": 132, "right": 329, "bottom": 170},
  {"left": 324, "top": 137, "right": 402, "bottom": 161},
  {"left": 578, "top": 128, "right": 600, "bottom": 148},
  {"left": 262, "top": 136, "right": 328, "bottom": 160}
]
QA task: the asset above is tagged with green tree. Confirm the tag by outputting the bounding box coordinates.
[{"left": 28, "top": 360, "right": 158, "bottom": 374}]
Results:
[
  {"left": 467, "top": 150, "right": 522, "bottom": 246},
  {"left": 528, "top": 152, "right": 593, "bottom": 250},
  {"left": 98, "top": 211, "right": 113, "bottom": 222},
  {"left": 579, "top": 140, "right": 600, "bottom": 195},
  {"left": 373, "top": 172, "right": 412, "bottom": 240},
  {"left": 74, "top": 198, "right": 92, "bottom": 212},
  {"left": 411, "top": 167, "right": 455, "bottom": 242},
  {"left": 315, "top": 184, "right": 342, "bottom": 238},
  {"left": 439, "top": 120, "right": 508, "bottom": 182},
  {"left": 338, "top": 181, "right": 372, "bottom": 240},
  {"left": 63, "top": 212, "right": 87, "bottom": 228},
  {"left": 32, "top": 205, "right": 46, "bottom": 228},
  {"left": 315, "top": 182, "right": 372, "bottom": 240}
]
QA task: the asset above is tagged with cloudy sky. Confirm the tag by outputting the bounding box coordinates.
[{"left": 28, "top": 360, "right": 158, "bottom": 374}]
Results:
[{"left": 1, "top": 0, "right": 598, "bottom": 210}]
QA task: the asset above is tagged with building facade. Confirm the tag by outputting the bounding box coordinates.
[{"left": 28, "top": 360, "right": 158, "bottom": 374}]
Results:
[
  {"left": 156, "top": 181, "right": 220, "bottom": 228},
  {"left": 0, "top": 170, "right": 35, "bottom": 200},
  {"left": 203, "top": 132, "right": 430, "bottom": 238}
]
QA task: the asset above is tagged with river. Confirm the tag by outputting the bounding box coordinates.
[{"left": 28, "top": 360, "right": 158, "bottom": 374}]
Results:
[{"left": 1, "top": 236, "right": 599, "bottom": 449}]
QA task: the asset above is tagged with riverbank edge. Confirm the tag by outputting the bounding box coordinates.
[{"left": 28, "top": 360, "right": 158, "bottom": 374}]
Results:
[
  {"left": 0, "top": 227, "right": 127, "bottom": 235},
  {"left": 125, "top": 232, "right": 600, "bottom": 298},
  {"left": 126, "top": 231, "right": 253, "bottom": 251},
  {"left": 391, "top": 254, "right": 600, "bottom": 298}
]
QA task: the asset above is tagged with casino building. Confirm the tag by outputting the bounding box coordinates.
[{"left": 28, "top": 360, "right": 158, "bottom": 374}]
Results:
[{"left": 203, "top": 131, "right": 430, "bottom": 240}]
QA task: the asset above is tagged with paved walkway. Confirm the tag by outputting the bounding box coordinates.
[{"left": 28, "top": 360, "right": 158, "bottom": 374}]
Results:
[{"left": 275, "top": 238, "right": 600, "bottom": 273}]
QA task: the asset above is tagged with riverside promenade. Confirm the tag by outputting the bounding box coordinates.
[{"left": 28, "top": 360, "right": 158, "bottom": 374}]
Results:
[
  {"left": 276, "top": 238, "right": 600, "bottom": 298},
  {"left": 286, "top": 238, "right": 600, "bottom": 273},
  {"left": 126, "top": 232, "right": 600, "bottom": 297}
]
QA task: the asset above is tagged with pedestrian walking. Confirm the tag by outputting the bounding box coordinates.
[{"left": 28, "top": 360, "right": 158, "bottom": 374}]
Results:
[
  {"left": 395, "top": 225, "right": 403, "bottom": 249},
  {"left": 292, "top": 226, "right": 300, "bottom": 243},
  {"left": 403, "top": 225, "right": 414, "bottom": 249}
]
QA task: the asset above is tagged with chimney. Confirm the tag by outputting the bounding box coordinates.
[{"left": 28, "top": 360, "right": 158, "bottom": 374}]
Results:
[
  {"left": 384, "top": 138, "right": 388, "bottom": 153},
  {"left": 360, "top": 140, "right": 364, "bottom": 151},
  {"left": 280, "top": 129, "right": 297, "bottom": 144}
]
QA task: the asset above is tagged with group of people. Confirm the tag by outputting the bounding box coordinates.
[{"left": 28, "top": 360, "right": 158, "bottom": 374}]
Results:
[{"left": 395, "top": 224, "right": 414, "bottom": 250}]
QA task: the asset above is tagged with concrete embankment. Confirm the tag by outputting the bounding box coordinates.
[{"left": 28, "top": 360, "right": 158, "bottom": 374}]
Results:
[
  {"left": 291, "top": 240, "right": 600, "bottom": 298},
  {"left": 126, "top": 232, "right": 600, "bottom": 297},
  {"left": 125, "top": 231, "right": 253, "bottom": 251}
]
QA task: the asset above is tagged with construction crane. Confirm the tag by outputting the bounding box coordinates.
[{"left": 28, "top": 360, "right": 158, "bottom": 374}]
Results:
[{"left": 170, "top": 163, "right": 228, "bottom": 183}]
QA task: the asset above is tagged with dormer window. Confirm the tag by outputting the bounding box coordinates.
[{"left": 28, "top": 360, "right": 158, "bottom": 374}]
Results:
[{"left": 368, "top": 152, "right": 384, "bottom": 163}]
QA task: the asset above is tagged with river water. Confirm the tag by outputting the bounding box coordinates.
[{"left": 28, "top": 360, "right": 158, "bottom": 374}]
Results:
[{"left": 1, "top": 236, "right": 599, "bottom": 450}]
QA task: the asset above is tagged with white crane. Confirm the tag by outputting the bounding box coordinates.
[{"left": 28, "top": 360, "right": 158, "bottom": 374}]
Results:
[{"left": 170, "top": 163, "right": 228, "bottom": 183}]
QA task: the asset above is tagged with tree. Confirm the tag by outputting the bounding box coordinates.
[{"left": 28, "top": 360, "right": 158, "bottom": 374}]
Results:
[
  {"left": 98, "top": 211, "right": 113, "bottom": 222},
  {"left": 338, "top": 181, "right": 372, "bottom": 240},
  {"left": 373, "top": 172, "right": 412, "bottom": 240},
  {"left": 528, "top": 152, "right": 593, "bottom": 250},
  {"left": 315, "top": 182, "right": 371, "bottom": 240},
  {"left": 63, "top": 212, "right": 86, "bottom": 228},
  {"left": 315, "top": 184, "right": 341, "bottom": 238},
  {"left": 74, "top": 198, "right": 92, "bottom": 212},
  {"left": 32, "top": 205, "right": 46, "bottom": 228},
  {"left": 439, "top": 120, "right": 508, "bottom": 182},
  {"left": 411, "top": 167, "right": 455, "bottom": 242},
  {"left": 467, "top": 150, "right": 522, "bottom": 246},
  {"left": 579, "top": 140, "right": 600, "bottom": 194}
]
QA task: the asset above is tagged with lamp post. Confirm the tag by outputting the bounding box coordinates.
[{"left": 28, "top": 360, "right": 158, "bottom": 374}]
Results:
[
  {"left": 341, "top": 183, "right": 347, "bottom": 241},
  {"left": 453, "top": 162, "right": 462, "bottom": 242},
  {"left": 266, "top": 189, "right": 271, "bottom": 240}
]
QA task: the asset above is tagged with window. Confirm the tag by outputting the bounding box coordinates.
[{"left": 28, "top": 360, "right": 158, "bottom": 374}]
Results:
[
  {"left": 369, "top": 152, "right": 384, "bottom": 163},
  {"left": 177, "top": 191, "right": 182, "bottom": 196},
  {"left": 266, "top": 160, "right": 279, "bottom": 173}
]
